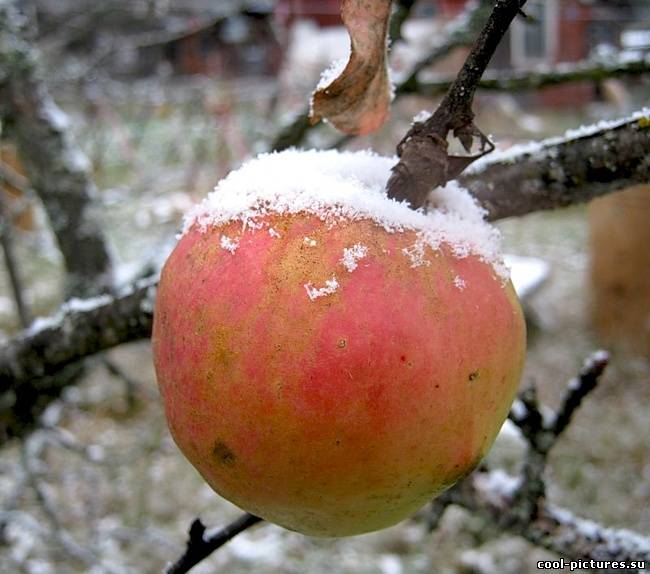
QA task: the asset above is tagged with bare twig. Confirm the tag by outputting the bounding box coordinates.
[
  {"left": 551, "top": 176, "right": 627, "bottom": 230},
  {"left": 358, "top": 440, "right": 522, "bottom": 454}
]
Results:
[
  {"left": 404, "top": 55, "right": 650, "bottom": 97},
  {"left": 0, "top": 210, "right": 31, "bottom": 328},
  {"left": 386, "top": 0, "right": 527, "bottom": 207},
  {"left": 388, "top": 0, "right": 418, "bottom": 44},
  {"left": 269, "top": 1, "right": 488, "bottom": 152},
  {"left": 166, "top": 514, "right": 263, "bottom": 574}
]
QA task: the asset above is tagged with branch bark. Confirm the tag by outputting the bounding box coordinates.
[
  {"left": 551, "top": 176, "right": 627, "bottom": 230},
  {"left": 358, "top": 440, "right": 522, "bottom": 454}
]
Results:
[
  {"left": 404, "top": 55, "right": 650, "bottom": 97},
  {"left": 459, "top": 112, "right": 650, "bottom": 220},
  {"left": 386, "top": 0, "right": 527, "bottom": 207},
  {"left": 0, "top": 277, "right": 156, "bottom": 443},
  {"left": 269, "top": 1, "right": 489, "bottom": 152}
]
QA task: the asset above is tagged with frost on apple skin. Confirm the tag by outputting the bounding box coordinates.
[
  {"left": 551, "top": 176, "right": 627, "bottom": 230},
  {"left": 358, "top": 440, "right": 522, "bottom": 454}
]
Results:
[
  {"left": 183, "top": 149, "right": 510, "bottom": 282},
  {"left": 220, "top": 235, "right": 239, "bottom": 254},
  {"left": 341, "top": 244, "right": 368, "bottom": 272},
  {"left": 304, "top": 276, "right": 339, "bottom": 301}
]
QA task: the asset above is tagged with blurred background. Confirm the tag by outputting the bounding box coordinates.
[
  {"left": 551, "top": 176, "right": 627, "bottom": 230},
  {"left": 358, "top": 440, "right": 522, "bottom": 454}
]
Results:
[{"left": 0, "top": 1, "right": 649, "bottom": 572}]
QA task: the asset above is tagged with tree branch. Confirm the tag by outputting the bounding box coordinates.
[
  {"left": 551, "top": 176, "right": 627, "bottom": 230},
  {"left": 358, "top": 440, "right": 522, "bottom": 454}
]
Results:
[
  {"left": 0, "top": 0, "right": 114, "bottom": 298},
  {"left": 459, "top": 111, "right": 650, "bottom": 220},
  {"left": 0, "top": 277, "right": 156, "bottom": 444},
  {"left": 386, "top": 0, "right": 526, "bottom": 207},
  {"left": 166, "top": 514, "right": 263, "bottom": 574},
  {"left": 428, "top": 351, "right": 649, "bottom": 567},
  {"left": 404, "top": 54, "right": 650, "bottom": 97},
  {"left": 269, "top": 0, "right": 489, "bottom": 152}
]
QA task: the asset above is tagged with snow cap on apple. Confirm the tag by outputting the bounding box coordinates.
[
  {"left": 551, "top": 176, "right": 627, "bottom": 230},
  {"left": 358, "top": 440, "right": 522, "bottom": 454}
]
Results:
[{"left": 153, "top": 149, "right": 526, "bottom": 537}]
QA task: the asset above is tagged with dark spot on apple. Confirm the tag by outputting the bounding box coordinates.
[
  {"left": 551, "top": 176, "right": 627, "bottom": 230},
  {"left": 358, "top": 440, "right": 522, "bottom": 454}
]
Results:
[
  {"left": 338, "top": 338, "right": 347, "bottom": 348},
  {"left": 468, "top": 370, "right": 480, "bottom": 382},
  {"left": 400, "top": 355, "right": 406, "bottom": 362},
  {"left": 213, "top": 440, "right": 236, "bottom": 467}
]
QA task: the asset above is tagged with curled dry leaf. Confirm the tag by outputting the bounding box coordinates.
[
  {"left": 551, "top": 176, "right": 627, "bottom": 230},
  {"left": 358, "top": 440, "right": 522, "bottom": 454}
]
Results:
[{"left": 310, "top": 0, "right": 393, "bottom": 135}]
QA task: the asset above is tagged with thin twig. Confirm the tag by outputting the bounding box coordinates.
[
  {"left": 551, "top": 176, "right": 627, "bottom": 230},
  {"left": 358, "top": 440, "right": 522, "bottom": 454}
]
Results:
[
  {"left": 386, "top": 0, "right": 527, "bottom": 207},
  {"left": 269, "top": 1, "right": 487, "bottom": 152},
  {"left": 0, "top": 209, "right": 31, "bottom": 328},
  {"left": 166, "top": 514, "right": 263, "bottom": 574},
  {"left": 404, "top": 55, "right": 650, "bottom": 97}
]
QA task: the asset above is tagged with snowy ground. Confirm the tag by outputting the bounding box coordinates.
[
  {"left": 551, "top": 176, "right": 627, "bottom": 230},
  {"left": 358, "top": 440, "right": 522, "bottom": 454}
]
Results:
[{"left": 0, "top": 72, "right": 648, "bottom": 573}]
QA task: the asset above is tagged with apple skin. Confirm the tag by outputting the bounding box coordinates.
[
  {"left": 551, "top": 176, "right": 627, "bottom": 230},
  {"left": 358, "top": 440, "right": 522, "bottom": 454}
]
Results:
[{"left": 152, "top": 212, "right": 526, "bottom": 537}]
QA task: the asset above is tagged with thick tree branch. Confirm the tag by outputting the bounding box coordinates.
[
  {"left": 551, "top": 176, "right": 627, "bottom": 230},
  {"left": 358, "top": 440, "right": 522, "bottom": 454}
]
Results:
[
  {"left": 459, "top": 112, "right": 650, "bottom": 220},
  {"left": 386, "top": 0, "right": 527, "bottom": 207},
  {"left": 0, "top": 277, "right": 156, "bottom": 443},
  {"left": 0, "top": 0, "right": 113, "bottom": 298},
  {"left": 405, "top": 55, "right": 650, "bottom": 97}
]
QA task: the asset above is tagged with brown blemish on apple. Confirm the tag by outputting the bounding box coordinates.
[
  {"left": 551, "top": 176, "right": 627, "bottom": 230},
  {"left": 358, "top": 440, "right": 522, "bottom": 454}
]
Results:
[{"left": 213, "top": 440, "right": 236, "bottom": 467}]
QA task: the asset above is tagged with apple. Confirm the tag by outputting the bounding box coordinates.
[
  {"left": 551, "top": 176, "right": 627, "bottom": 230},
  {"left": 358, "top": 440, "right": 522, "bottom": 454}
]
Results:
[{"left": 152, "top": 150, "right": 526, "bottom": 537}]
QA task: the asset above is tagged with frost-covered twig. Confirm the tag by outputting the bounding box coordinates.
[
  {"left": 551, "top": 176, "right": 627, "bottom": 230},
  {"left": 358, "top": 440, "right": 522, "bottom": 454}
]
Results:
[
  {"left": 460, "top": 112, "right": 650, "bottom": 220},
  {"left": 422, "top": 352, "right": 650, "bottom": 568},
  {"left": 0, "top": 0, "right": 113, "bottom": 297},
  {"left": 442, "top": 469, "right": 650, "bottom": 567},
  {"left": 405, "top": 54, "right": 650, "bottom": 97},
  {"left": 0, "top": 277, "right": 156, "bottom": 444},
  {"left": 166, "top": 514, "right": 263, "bottom": 574},
  {"left": 386, "top": 0, "right": 527, "bottom": 207}
]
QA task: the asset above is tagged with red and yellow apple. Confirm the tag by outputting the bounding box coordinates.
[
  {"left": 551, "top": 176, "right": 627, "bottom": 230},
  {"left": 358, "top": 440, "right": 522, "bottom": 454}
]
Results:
[{"left": 153, "top": 207, "right": 526, "bottom": 537}]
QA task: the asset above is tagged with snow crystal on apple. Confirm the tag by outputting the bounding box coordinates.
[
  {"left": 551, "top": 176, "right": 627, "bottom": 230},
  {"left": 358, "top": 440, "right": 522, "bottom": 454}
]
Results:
[
  {"left": 341, "top": 244, "right": 368, "bottom": 272},
  {"left": 304, "top": 276, "right": 339, "bottom": 301},
  {"left": 303, "top": 236, "right": 317, "bottom": 247},
  {"left": 220, "top": 235, "right": 239, "bottom": 254},
  {"left": 402, "top": 240, "right": 430, "bottom": 268},
  {"left": 268, "top": 227, "right": 281, "bottom": 238},
  {"left": 184, "top": 149, "right": 509, "bottom": 280},
  {"left": 454, "top": 275, "right": 467, "bottom": 290}
]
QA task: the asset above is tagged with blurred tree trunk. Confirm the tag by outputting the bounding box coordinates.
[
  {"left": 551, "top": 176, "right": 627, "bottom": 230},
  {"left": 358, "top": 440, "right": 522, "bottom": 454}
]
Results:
[
  {"left": 0, "top": 0, "right": 113, "bottom": 299},
  {"left": 589, "top": 185, "right": 650, "bottom": 355},
  {"left": 0, "top": 0, "right": 115, "bottom": 441}
]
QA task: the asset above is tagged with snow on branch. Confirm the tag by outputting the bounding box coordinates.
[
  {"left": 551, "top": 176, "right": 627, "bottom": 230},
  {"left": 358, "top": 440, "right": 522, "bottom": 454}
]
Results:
[
  {"left": 460, "top": 111, "right": 650, "bottom": 220},
  {"left": 0, "top": 277, "right": 156, "bottom": 443}
]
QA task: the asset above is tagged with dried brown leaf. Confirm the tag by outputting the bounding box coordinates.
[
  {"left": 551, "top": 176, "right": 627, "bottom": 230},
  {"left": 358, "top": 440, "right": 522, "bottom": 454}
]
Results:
[{"left": 310, "top": 0, "right": 393, "bottom": 135}]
